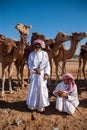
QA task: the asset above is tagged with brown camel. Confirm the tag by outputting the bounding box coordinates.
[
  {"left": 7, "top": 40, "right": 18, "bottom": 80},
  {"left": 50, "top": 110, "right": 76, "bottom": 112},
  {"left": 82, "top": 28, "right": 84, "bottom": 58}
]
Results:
[
  {"left": 54, "top": 32, "right": 87, "bottom": 79},
  {"left": 14, "top": 24, "right": 32, "bottom": 88},
  {"left": 0, "top": 24, "right": 32, "bottom": 97},
  {"left": 77, "top": 42, "right": 87, "bottom": 79},
  {"left": 51, "top": 32, "right": 71, "bottom": 79}
]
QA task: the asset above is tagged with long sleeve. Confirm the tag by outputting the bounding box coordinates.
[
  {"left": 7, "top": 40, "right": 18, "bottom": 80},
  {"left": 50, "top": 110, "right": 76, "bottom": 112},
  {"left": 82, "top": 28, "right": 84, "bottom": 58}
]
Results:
[
  {"left": 44, "top": 53, "right": 50, "bottom": 75},
  {"left": 53, "top": 83, "right": 61, "bottom": 95},
  {"left": 28, "top": 52, "right": 36, "bottom": 72},
  {"left": 68, "top": 84, "right": 79, "bottom": 102}
]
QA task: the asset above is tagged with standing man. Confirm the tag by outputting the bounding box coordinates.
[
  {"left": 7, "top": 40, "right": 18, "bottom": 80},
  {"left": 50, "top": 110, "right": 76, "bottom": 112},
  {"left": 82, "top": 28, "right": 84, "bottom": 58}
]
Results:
[{"left": 26, "top": 39, "right": 50, "bottom": 112}]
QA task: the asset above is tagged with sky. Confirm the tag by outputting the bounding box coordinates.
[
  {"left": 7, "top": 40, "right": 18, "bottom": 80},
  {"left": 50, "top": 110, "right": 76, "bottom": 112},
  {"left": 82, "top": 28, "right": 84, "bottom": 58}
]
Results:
[{"left": 0, "top": 0, "right": 87, "bottom": 55}]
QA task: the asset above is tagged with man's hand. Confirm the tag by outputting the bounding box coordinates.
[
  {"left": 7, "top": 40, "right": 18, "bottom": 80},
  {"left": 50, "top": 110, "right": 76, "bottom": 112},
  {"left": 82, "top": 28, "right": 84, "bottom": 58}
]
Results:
[
  {"left": 34, "top": 68, "right": 41, "bottom": 75},
  {"left": 61, "top": 92, "right": 68, "bottom": 99},
  {"left": 54, "top": 90, "right": 63, "bottom": 96},
  {"left": 54, "top": 91, "right": 68, "bottom": 99},
  {"left": 44, "top": 74, "right": 49, "bottom": 80}
]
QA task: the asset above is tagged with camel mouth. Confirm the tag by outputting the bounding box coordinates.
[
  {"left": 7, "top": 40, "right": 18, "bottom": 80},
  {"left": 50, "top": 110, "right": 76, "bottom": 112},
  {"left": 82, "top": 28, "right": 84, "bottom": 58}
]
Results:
[
  {"left": 29, "top": 25, "right": 32, "bottom": 29},
  {"left": 15, "top": 25, "right": 18, "bottom": 29},
  {"left": 15, "top": 24, "right": 20, "bottom": 30}
]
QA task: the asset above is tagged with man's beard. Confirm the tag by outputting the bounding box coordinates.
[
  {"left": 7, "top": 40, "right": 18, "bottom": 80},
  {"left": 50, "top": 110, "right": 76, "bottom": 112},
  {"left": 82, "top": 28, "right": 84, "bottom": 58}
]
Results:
[{"left": 35, "top": 47, "right": 41, "bottom": 51}]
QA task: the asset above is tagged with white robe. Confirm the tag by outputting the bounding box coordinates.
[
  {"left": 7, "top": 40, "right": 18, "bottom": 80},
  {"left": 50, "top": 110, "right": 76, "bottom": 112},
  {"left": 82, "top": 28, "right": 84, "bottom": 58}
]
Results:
[
  {"left": 26, "top": 50, "right": 50, "bottom": 110},
  {"left": 53, "top": 81, "right": 79, "bottom": 114}
]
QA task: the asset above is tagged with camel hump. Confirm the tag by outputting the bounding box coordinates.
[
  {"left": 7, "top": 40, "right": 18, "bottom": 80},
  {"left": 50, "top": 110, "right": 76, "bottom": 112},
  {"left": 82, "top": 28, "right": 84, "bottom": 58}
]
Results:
[
  {"left": 3, "top": 38, "right": 17, "bottom": 54},
  {"left": 81, "top": 45, "right": 87, "bottom": 52},
  {"left": 61, "top": 43, "right": 66, "bottom": 50},
  {"left": 0, "top": 34, "right": 5, "bottom": 45},
  {"left": 5, "top": 38, "right": 17, "bottom": 46}
]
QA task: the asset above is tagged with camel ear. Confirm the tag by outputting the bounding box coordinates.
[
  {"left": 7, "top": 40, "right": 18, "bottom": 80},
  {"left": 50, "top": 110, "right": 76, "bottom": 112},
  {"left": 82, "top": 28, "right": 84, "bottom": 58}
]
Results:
[
  {"left": 69, "top": 36, "right": 72, "bottom": 40},
  {"left": 28, "top": 25, "right": 32, "bottom": 29},
  {"left": 72, "top": 32, "right": 74, "bottom": 35}
]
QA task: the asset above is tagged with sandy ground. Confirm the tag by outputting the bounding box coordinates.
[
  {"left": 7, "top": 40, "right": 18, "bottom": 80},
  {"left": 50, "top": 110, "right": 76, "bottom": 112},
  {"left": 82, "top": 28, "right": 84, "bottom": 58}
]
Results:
[{"left": 0, "top": 58, "right": 87, "bottom": 130}]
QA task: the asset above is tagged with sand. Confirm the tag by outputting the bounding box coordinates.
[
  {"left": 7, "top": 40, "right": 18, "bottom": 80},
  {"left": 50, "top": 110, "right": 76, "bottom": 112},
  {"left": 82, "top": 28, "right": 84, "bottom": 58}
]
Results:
[{"left": 0, "top": 59, "right": 87, "bottom": 130}]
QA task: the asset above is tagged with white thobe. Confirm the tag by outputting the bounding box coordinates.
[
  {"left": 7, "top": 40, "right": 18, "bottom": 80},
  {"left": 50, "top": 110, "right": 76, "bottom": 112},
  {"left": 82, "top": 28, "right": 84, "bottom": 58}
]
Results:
[
  {"left": 53, "top": 81, "right": 79, "bottom": 114},
  {"left": 26, "top": 50, "right": 50, "bottom": 110}
]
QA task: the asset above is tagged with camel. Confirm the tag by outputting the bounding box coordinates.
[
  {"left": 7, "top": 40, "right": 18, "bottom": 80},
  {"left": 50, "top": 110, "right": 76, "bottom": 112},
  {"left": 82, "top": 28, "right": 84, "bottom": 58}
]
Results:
[
  {"left": 14, "top": 24, "right": 32, "bottom": 88},
  {"left": 77, "top": 42, "right": 87, "bottom": 79},
  {"left": 53, "top": 32, "right": 87, "bottom": 79},
  {"left": 50, "top": 32, "right": 70, "bottom": 79},
  {"left": 0, "top": 24, "right": 32, "bottom": 97}
]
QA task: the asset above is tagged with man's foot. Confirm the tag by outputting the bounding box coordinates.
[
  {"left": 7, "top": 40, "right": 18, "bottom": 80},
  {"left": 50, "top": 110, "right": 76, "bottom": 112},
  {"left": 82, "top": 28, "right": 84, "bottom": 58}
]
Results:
[
  {"left": 27, "top": 106, "right": 36, "bottom": 111},
  {"left": 37, "top": 107, "right": 45, "bottom": 112}
]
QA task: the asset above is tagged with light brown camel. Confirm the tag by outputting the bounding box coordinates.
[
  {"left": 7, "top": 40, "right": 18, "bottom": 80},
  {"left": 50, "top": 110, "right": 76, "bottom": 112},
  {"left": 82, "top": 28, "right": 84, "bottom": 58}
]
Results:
[
  {"left": 14, "top": 24, "right": 32, "bottom": 88},
  {"left": 53, "top": 32, "right": 87, "bottom": 79},
  {"left": 51, "top": 32, "right": 71, "bottom": 79},
  {"left": 77, "top": 42, "right": 87, "bottom": 79},
  {"left": 0, "top": 24, "right": 32, "bottom": 97}
]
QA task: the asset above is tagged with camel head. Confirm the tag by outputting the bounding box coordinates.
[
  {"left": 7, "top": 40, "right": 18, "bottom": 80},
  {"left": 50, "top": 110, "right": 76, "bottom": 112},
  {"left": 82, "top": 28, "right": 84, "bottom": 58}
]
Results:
[
  {"left": 71, "top": 32, "right": 87, "bottom": 42},
  {"left": 15, "top": 23, "right": 32, "bottom": 43},
  {"left": 0, "top": 34, "right": 5, "bottom": 44},
  {"left": 16, "top": 23, "right": 32, "bottom": 35},
  {"left": 44, "top": 38, "right": 54, "bottom": 47},
  {"left": 31, "top": 32, "right": 45, "bottom": 44},
  {"left": 54, "top": 32, "right": 70, "bottom": 43},
  {"left": 16, "top": 24, "right": 32, "bottom": 35}
]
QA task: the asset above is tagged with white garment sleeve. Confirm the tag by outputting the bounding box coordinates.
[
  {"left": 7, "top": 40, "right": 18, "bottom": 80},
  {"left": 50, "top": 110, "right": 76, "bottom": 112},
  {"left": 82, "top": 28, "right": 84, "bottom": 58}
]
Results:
[
  {"left": 53, "top": 83, "right": 60, "bottom": 95},
  {"left": 44, "top": 53, "right": 50, "bottom": 75},
  {"left": 67, "top": 85, "right": 78, "bottom": 101},
  {"left": 28, "top": 53, "right": 36, "bottom": 72}
]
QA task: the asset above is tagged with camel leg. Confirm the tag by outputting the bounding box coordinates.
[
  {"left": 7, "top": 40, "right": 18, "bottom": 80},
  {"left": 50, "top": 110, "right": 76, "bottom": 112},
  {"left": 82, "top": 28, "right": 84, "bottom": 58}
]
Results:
[
  {"left": 8, "top": 63, "right": 14, "bottom": 94},
  {"left": 50, "top": 60, "right": 52, "bottom": 79},
  {"left": 15, "top": 63, "right": 21, "bottom": 87},
  {"left": 56, "top": 62, "right": 59, "bottom": 80},
  {"left": 53, "top": 58, "right": 59, "bottom": 80},
  {"left": 77, "top": 55, "right": 81, "bottom": 79},
  {"left": 82, "top": 60, "right": 86, "bottom": 79},
  {"left": 1, "top": 65, "right": 7, "bottom": 97},
  {"left": 20, "top": 64, "right": 25, "bottom": 88},
  {"left": 62, "top": 61, "right": 66, "bottom": 75}
]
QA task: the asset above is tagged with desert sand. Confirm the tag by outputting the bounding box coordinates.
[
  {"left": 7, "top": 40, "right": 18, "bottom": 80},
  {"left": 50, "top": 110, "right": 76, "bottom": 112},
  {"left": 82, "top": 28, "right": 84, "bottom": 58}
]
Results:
[{"left": 0, "top": 58, "right": 87, "bottom": 130}]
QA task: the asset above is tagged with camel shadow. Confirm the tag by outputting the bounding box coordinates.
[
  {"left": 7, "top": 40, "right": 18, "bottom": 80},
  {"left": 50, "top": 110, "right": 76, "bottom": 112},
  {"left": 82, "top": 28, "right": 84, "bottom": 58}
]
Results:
[
  {"left": 47, "top": 79, "right": 61, "bottom": 94},
  {"left": 0, "top": 100, "right": 30, "bottom": 112},
  {"left": 0, "top": 99, "right": 69, "bottom": 118},
  {"left": 48, "top": 79, "right": 87, "bottom": 95},
  {"left": 0, "top": 79, "right": 17, "bottom": 91},
  {"left": 42, "top": 100, "right": 69, "bottom": 117},
  {"left": 79, "top": 99, "right": 87, "bottom": 108},
  {"left": 75, "top": 79, "right": 87, "bottom": 95},
  {"left": 0, "top": 78, "right": 26, "bottom": 91}
]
